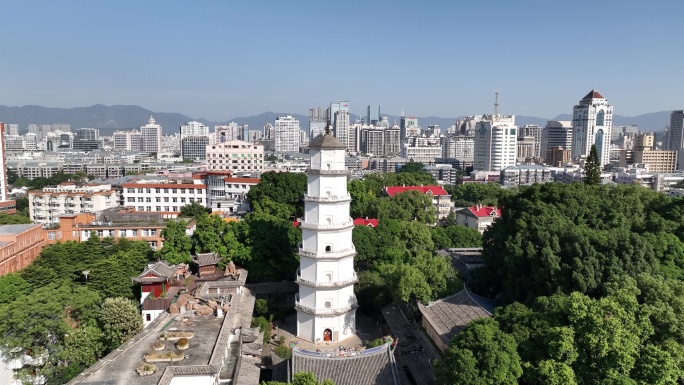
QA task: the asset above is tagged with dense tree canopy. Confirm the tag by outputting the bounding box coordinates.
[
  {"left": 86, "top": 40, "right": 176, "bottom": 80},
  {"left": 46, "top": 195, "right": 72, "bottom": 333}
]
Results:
[
  {"left": 158, "top": 219, "right": 193, "bottom": 264},
  {"left": 246, "top": 171, "right": 307, "bottom": 218},
  {"left": 179, "top": 201, "right": 210, "bottom": 218},
  {"left": 0, "top": 212, "right": 32, "bottom": 224},
  {"left": 444, "top": 182, "right": 514, "bottom": 207},
  {"left": 477, "top": 182, "right": 684, "bottom": 303}
]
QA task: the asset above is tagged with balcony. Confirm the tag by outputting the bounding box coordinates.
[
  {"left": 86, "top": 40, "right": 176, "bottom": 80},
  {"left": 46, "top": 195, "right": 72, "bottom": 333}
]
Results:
[
  {"left": 298, "top": 247, "right": 356, "bottom": 260},
  {"left": 306, "top": 169, "right": 348, "bottom": 175},
  {"left": 295, "top": 297, "right": 360, "bottom": 317},
  {"left": 299, "top": 219, "right": 354, "bottom": 231},
  {"left": 296, "top": 271, "right": 358, "bottom": 288},
  {"left": 303, "top": 195, "right": 352, "bottom": 203}
]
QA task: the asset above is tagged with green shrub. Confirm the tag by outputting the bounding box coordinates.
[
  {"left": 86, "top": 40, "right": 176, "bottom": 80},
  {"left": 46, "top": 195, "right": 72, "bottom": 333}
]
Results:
[
  {"left": 274, "top": 345, "right": 292, "bottom": 359},
  {"left": 366, "top": 338, "right": 385, "bottom": 348}
]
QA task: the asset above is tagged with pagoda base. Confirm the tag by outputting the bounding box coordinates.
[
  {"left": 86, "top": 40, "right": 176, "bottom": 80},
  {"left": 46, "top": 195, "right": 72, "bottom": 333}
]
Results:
[{"left": 296, "top": 309, "right": 356, "bottom": 343}]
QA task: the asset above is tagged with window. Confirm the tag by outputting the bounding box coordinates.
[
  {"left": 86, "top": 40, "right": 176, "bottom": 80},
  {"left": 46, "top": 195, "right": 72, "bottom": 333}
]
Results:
[
  {"left": 155, "top": 188, "right": 160, "bottom": 193},
  {"left": 180, "top": 198, "right": 186, "bottom": 203},
  {"left": 146, "top": 314, "right": 151, "bottom": 321},
  {"left": 138, "top": 188, "right": 143, "bottom": 193},
  {"left": 155, "top": 197, "right": 161, "bottom": 202},
  {"left": 172, "top": 197, "right": 177, "bottom": 203},
  {"left": 164, "top": 197, "right": 169, "bottom": 202},
  {"left": 127, "top": 197, "right": 135, "bottom": 203},
  {"left": 127, "top": 188, "right": 134, "bottom": 193},
  {"left": 146, "top": 197, "right": 151, "bottom": 202},
  {"left": 164, "top": 206, "right": 170, "bottom": 211},
  {"left": 156, "top": 206, "right": 161, "bottom": 211},
  {"left": 146, "top": 188, "right": 151, "bottom": 193},
  {"left": 138, "top": 197, "right": 144, "bottom": 202},
  {"left": 172, "top": 206, "right": 178, "bottom": 211},
  {"left": 180, "top": 189, "right": 185, "bottom": 193},
  {"left": 164, "top": 188, "right": 169, "bottom": 193},
  {"left": 172, "top": 189, "right": 177, "bottom": 193},
  {"left": 596, "top": 109, "right": 605, "bottom": 126}
]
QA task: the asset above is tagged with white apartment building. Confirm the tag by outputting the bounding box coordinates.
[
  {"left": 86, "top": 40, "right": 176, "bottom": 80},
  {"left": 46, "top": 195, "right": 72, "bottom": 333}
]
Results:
[
  {"left": 205, "top": 140, "right": 265, "bottom": 172},
  {"left": 29, "top": 183, "right": 118, "bottom": 226},
  {"left": 572, "top": 90, "right": 613, "bottom": 167},
  {"left": 275, "top": 116, "right": 301, "bottom": 152},
  {"left": 180, "top": 121, "right": 209, "bottom": 137},
  {"left": 122, "top": 179, "right": 207, "bottom": 216},
  {"left": 473, "top": 115, "right": 518, "bottom": 171},
  {"left": 140, "top": 116, "right": 162, "bottom": 154}
]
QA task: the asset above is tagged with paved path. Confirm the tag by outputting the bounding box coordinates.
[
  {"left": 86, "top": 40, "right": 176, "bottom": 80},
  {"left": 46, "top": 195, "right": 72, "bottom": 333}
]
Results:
[{"left": 382, "top": 304, "right": 438, "bottom": 385}]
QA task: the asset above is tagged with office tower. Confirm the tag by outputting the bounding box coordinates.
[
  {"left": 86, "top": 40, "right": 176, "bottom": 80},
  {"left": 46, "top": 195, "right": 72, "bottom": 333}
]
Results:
[
  {"left": 541, "top": 121, "right": 573, "bottom": 158},
  {"left": 442, "top": 136, "right": 475, "bottom": 170},
  {"left": 361, "top": 126, "right": 385, "bottom": 155},
  {"left": 263, "top": 123, "right": 275, "bottom": 140},
  {"left": 296, "top": 130, "right": 357, "bottom": 343},
  {"left": 572, "top": 90, "right": 613, "bottom": 167},
  {"left": 140, "top": 116, "right": 162, "bottom": 154},
  {"left": 28, "top": 124, "right": 39, "bottom": 136},
  {"left": 400, "top": 116, "right": 419, "bottom": 138},
  {"left": 473, "top": 115, "right": 518, "bottom": 171},
  {"left": 309, "top": 106, "right": 326, "bottom": 123},
  {"left": 7, "top": 124, "right": 18, "bottom": 136},
  {"left": 425, "top": 125, "right": 440, "bottom": 137},
  {"left": 309, "top": 106, "right": 327, "bottom": 141},
  {"left": 666, "top": 110, "right": 684, "bottom": 150},
  {"left": 73, "top": 128, "right": 101, "bottom": 151},
  {"left": 328, "top": 101, "right": 350, "bottom": 150},
  {"left": 180, "top": 121, "right": 209, "bottom": 138},
  {"left": 367, "top": 105, "right": 380, "bottom": 126},
  {"left": 181, "top": 136, "right": 210, "bottom": 161},
  {"left": 275, "top": 116, "right": 301, "bottom": 152},
  {"left": 240, "top": 125, "right": 249, "bottom": 141},
  {"left": 113, "top": 131, "right": 130, "bottom": 151},
  {"left": 376, "top": 117, "right": 390, "bottom": 128}
]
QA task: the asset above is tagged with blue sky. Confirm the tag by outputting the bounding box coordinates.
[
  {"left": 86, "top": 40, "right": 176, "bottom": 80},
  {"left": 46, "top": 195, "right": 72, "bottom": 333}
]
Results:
[{"left": 1, "top": 1, "right": 682, "bottom": 121}]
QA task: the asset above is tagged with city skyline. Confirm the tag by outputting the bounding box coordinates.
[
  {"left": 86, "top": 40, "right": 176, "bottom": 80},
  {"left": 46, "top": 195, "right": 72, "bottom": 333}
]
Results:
[{"left": 2, "top": 1, "right": 683, "bottom": 121}]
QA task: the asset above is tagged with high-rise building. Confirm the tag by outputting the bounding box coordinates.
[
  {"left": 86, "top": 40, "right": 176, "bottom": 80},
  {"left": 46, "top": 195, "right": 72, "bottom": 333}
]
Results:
[
  {"left": 667, "top": 110, "right": 684, "bottom": 169},
  {"left": 296, "top": 130, "right": 357, "bottom": 343},
  {"left": 400, "top": 116, "right": 419, "bottom": 138},
  {"left": 309, "top": 106, "right": 326, "bottom": 123},
  {"left": 442, "top": 136, "right": 474, "bottom": 170},
  {"left": 180, "top": 121, "right": 209, "bottom": 138},
  {"left": 205, "top": 140, "right": 264, "bottom": 172},
  {"left": 517, "top": 124, "right": 543, "bottom": 160},
  {"left": 328, "top": 101, "right": 350, "bottom": 150},
  {"left": 73, "top": 128, "right": 101, "bottom": 151},
  {"left": 473, "top": 115, "right": 518, "bottom": 171},
  {"left": 367, "top": 105, "right": 380, "bottom": 126},
  {"left": 541, "top": 120, "right": 573, "bottom": 159},
  {"left": 141, "top": 116, "right": 162, "bottom": 154},
  {"left": 7, "top": 124, "right": 18, "bottom": 136},
  {"left": 571, "top": 90, "right": 613, "bottom": 167},
  {"left": 181, "top": 136, "right": 210, "bottom": 161},
  {"left": 309, "top": 107, "right": 327, "bottom": 142},
  {"left": 275, "top": 116, "right": 301, "bottom": 152},
  {"left": 0, "top": 123, "right": 15, "bottom": 213}
]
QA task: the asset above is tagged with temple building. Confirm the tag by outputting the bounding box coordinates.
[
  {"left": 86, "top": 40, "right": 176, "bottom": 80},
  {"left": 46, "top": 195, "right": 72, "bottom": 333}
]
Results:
[{"left": 296, "top": 129, "right": 358, "bottom": 343}]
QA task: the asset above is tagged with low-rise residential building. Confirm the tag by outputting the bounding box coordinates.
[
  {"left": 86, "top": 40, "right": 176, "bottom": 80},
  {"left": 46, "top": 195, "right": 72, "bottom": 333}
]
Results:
[
  {"left": 122, "top": 177, "right": 207, "bottom": 217},
  {"left": 456, "top": 205, "right": 502, "bottom": 233},
  {"left": 384, "top": 185, "right": 453, "bottom": 220},
  {"left": 423, "top": 164, "right": 461, "bottom": 185},
  {"left": 500, "top": 165, "right": 553, "bottom": 187},
  {"left": 55, "top": 208, "right": 196, "bottom": 250},
  {"left": 0, "top": 224, "right": 46, "bottom": 276},
  {"left": 29, "top": 182, "right": 118, "bottom": 226}
]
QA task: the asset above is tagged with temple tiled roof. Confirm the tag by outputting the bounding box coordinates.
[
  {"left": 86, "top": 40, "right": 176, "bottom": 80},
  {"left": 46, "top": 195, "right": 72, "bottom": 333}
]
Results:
[
  {"left": 193, "top": 252, "right": 221, "bottom": 267},
  {"left": 309, "top": 132, "right": 346, "bottom": 149},
  {"left": 291, "top": 343, "right": 400, "bottom": 385},
  {"left": 131, "top": 261, "right": 177, "bottom": 284},
  {"left": 418, "top": 290, "right": 491, "bottom": 347}
]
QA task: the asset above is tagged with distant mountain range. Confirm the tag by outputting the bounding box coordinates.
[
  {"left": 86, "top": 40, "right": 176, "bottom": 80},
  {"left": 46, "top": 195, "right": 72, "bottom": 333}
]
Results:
[{"left": 0, "top": 104, "right": 673, "bottom": 135}]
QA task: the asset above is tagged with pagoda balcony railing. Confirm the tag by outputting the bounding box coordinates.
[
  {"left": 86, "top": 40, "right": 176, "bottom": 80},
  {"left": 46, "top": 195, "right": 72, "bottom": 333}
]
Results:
[
  {"left": 306, "top": 169, "right": 349, "bottom": 175},
  {"left": 303, "top": 195, "right": 352, "bottom": 203},
  {"left": 299, "top": 219, "right": 354, "bottom": 231},
  {"left": 298, "top": 247, "right": 356, "bottom": 260},
  {"left": 295, "top": 299, "right": 360, "bottom": 317},
  {"left": 296, "top": 272, "right": 358, "bottom": 288}
]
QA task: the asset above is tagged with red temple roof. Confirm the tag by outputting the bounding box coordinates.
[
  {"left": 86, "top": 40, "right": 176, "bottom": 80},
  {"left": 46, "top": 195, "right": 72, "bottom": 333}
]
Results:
[
  {"left": 353, "top": 218, "right": 379, "bottom": 227},
  {"left": 385, "top": 185, "right": 449, "bottom": 196}
]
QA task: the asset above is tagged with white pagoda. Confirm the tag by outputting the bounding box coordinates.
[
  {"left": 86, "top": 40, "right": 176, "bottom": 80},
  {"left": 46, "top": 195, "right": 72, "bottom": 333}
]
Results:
[{"left": 296, "top": 128, "right": 358, "bottom": 343}]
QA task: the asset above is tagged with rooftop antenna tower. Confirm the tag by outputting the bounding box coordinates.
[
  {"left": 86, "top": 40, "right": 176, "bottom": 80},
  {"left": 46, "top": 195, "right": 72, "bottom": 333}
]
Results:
[
  {"left": 400, "top": 108, "right": 405, "bottom": 117},
  {"left": 494, "top": 90, "right": 500, "bottom": 117}
]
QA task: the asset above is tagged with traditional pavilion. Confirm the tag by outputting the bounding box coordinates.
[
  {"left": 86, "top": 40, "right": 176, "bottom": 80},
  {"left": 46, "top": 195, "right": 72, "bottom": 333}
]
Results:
[{"left": 131, "top": 261, "right": 177, "bottom": 298}]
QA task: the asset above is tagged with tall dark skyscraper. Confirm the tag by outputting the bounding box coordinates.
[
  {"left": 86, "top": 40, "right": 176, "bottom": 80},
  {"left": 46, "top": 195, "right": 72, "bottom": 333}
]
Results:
[{"left": 367, "top": 105, "right": 380, "bottom": 126}]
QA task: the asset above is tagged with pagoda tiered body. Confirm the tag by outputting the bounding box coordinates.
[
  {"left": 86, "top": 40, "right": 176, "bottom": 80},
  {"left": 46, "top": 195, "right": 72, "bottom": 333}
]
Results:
[{"left": 295, "top": 132, "right": 358, "bottom": 343}]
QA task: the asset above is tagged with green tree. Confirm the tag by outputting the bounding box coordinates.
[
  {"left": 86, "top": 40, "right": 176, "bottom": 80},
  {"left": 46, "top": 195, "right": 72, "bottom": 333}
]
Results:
[
  {"left": 0, "top": 273, "right": 31, "bottom": 303},
  {"left": 158, "top": 220, "right": 193, "bottom": 264},
  {"left": 61, "top": 325, "right": 105, "bottom": 368},
  {"left": 247, "top": 172, "right": 306, "bottom": 217},
  {"left": 0, "top": 212, "right": 32, "bottom": 224},
  {"left": 583, "top": 144, "right": 602, "bottom": 185},
  {"left": 252, "top": 196, "right": 295, "bottom": 220},
  {"left": 445, "top": 182, "right": 512, "bottom": 206},
  {"left": 263, "top": 371, "right": 335, "bottom": 385},
  {"left": 379, "top": 190, "right": 436, "bottom": 223},
  {"left": 179, "top": 201, "right": 210, "bottom": 218},
  {"left": 436, "top": 318, "right": 522, "bottom": 385},
  {"left": 255, "top": 298, "right": 269, "bottom": 316},
  {"left": 98, "top": 297, "right": 143, "bottom": 350},
  {"left": 398, "top": 161, "right": 426, "bottom": 173}
]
